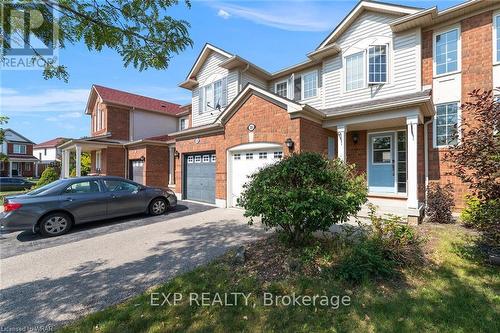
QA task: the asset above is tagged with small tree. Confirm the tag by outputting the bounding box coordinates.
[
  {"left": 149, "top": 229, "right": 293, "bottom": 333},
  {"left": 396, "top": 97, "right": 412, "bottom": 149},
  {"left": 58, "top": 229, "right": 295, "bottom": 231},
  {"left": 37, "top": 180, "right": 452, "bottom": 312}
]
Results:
[
  {"left": 0, "top": 116, "right": 9, "bottom": 161},
  {"left": 425, "top": 182, "right": 455, "bottom": 224},
  {"left": 238, "top": 152, "right": 367, "bottom": 245},
  {"left": 446, "top": 89, "right": 499, "bottom": 202},
  {"left": 36, "top": 167, "right": 59, "bottom": 188},
  {"left": 446, "top": 89, "right": 500, "bottom": 247}
]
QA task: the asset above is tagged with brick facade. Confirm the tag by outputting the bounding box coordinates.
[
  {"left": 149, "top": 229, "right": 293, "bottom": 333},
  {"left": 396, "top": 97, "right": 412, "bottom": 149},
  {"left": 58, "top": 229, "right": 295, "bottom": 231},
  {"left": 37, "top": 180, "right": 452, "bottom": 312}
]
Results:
[
  {"left": 174, "top": 94, "right": 336, "bottom": 201},
  {"left": 423, "top": 11, "right": 493, "bottom": 209},
  {"left": 128, "top": 145, "right": 170, "bottom": 189}
]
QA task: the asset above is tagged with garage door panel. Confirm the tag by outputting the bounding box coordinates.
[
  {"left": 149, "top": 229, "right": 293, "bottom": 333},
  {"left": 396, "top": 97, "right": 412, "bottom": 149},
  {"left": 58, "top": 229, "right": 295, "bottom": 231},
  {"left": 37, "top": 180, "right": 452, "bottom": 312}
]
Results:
[
  {"left": 185, "top": 153, "right": 216, "bottom": 204},
  {"left": 230, "top": 148, "right": 283, "bottom": 207}
]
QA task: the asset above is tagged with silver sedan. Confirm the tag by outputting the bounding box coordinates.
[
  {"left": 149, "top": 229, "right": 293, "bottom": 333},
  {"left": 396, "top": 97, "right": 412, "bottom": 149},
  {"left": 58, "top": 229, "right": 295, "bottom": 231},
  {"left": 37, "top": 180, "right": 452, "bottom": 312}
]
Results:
[{"left": 0, "top": 176, "right": 177, "bottom": 237}]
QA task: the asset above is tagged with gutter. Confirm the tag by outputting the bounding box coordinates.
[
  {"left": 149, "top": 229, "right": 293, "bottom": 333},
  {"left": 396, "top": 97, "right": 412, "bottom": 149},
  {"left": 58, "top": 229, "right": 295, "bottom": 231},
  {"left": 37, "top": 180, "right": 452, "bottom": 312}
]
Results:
[{"left": 424, "top": 117, "right": 433, "bottom": 207}]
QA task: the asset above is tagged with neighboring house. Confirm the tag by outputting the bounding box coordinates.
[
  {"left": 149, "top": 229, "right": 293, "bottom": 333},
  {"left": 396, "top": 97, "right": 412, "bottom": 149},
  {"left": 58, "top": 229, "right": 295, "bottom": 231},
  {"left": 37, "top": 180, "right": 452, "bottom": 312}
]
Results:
[
  {"left": 0, "top": 129, "right": 38, "bottom": 178},
  {"left": 59, "top": 0, "right": 498, "bottom": 223},
  {"left": 58, "top": 85, "right": 187, "bottom": 189},
  {"left": 33, "top": 137, "right": 67, "bottom": 177}
]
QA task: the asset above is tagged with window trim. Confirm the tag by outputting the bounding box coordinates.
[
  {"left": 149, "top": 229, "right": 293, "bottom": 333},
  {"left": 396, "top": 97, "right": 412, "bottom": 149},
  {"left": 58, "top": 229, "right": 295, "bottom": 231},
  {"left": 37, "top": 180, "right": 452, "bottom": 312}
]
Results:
[
  {"left": 433, "top": 24, "right": 461, "bottom": 78},
  {"left": 274, "top": 79, "right": 288, "bottom": 98},
  {"left": 493, "top": 11, "right": 500, "bottom": 65},
  {"left": 179, "top": 116, "right": 188, "bottom": 130},
  {"left": 13, "top": 144, "right": 27, "bottom": 154},
  {"left": 344, "top": 51, "right": 366, "bottom": 92},
  {"left": 300, "top": 69, "right": 319, "bottom": 100},
  {"left": 433, "top": 101, "right": 461, "bottom": 148},
  {"left": 199, "top": 77, "right": 227, "bottom": 114},
  {"left": 367, "top": 44, "right": 389, "bottom": 85}
]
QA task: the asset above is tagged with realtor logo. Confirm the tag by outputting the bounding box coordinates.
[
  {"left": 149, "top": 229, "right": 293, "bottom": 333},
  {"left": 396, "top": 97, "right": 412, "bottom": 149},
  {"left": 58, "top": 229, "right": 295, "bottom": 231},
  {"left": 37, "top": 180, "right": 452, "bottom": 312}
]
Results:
[{"left": 0, "top": 1, "right": 59, "bottom": 70}]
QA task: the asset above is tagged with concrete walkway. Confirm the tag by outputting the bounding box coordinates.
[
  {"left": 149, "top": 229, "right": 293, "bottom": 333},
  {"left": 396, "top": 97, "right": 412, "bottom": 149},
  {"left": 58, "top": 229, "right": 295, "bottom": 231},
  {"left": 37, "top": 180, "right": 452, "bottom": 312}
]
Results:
[{"left": 0, "top": 207, "right": 263, "bottom": 331}]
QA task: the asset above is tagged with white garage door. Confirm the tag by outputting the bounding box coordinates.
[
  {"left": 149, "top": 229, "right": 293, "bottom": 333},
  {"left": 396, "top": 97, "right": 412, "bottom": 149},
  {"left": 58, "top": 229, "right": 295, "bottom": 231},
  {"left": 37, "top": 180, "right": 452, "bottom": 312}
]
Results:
[{"left": 229, "top": 149, "right": 283, "bottom": 207}]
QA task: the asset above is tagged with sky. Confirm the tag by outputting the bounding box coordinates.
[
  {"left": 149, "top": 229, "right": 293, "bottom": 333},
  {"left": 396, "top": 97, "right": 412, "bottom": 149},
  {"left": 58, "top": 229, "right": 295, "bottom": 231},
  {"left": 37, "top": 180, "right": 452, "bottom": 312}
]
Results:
[{"left": 0, "top": 0, "right": 463, "bottom": 144}]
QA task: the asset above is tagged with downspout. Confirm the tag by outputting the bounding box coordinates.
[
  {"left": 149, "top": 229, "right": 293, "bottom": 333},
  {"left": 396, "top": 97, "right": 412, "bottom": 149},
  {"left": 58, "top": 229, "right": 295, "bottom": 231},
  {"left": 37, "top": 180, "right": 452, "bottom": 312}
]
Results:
[{"left": 424, "top": 117, "right": 433, "bottom": 207}]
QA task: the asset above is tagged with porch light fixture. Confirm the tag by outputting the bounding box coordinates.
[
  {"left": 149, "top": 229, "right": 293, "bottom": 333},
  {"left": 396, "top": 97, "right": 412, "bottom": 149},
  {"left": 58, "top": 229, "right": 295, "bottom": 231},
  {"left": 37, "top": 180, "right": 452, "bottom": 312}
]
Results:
[
  {"left": 352, "top": 132, "right": 359, "bottom": 144},
  {"left": 174, "top": 150, "right": 180, "bottom": 159},
  {"left": 140, "top": 156, "right": 145, "bottom": 162},
  {"left": 285, "top": 138, "right": 294, "bottom": 150}
]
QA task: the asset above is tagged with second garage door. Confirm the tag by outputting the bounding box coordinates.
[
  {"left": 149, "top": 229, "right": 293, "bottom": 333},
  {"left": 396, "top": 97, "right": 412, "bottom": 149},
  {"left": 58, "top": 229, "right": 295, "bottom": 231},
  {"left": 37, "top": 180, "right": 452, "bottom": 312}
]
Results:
[
  {"left": 130, "top": 160, "right": 144, "bottom": 185},
  {"left": 229, "top": 149, "right": 283, "bottom": 207},
  {"left": 184, "top": 153, "right": 216, "bottom": 204}
]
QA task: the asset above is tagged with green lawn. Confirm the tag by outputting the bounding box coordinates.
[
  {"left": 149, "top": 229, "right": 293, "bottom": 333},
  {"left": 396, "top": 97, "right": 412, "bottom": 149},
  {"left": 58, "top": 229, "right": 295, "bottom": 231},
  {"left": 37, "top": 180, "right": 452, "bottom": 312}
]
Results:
[{"left": 61, "top": 224, "right": 499, "bottom": 333}]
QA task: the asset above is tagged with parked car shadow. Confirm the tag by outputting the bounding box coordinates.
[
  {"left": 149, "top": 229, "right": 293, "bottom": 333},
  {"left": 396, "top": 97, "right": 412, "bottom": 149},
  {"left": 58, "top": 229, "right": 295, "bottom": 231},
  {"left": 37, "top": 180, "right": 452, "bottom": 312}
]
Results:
[{"left": 0, "top": 202, "right": 213, "bottom": 259}]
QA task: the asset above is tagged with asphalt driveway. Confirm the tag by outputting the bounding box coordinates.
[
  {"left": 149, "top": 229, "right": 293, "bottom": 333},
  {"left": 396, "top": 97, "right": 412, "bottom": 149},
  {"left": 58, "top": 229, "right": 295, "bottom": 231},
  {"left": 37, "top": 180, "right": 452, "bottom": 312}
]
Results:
[{"left": 0, "top": 202, "right": 264, "bottom": 331}]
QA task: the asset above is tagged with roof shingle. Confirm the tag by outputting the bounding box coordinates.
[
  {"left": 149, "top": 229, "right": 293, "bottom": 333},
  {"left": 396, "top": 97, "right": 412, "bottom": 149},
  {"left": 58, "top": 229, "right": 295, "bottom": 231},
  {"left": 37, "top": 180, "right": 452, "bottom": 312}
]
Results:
[{"left": 93, "top": 85, "right": 182, "bottom": 116}]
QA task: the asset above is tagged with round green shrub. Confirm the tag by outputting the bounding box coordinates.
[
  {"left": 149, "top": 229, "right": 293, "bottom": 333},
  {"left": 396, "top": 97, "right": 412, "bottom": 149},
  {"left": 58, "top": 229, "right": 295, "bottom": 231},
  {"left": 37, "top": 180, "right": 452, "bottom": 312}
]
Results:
[
  {"left": 36, "top": 167, "right": 59, "bottom": 188},
  {"left": 238, "top": 152, "right": 367, "bottom": 245}
]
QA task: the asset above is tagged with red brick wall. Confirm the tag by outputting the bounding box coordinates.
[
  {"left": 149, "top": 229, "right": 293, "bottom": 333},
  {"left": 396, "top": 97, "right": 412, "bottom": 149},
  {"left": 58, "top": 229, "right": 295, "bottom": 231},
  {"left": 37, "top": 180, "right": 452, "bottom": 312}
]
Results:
[
  {"left": 105, "top": 106, "right": 130, "bottom": 140},
  {"left": 90, "top": 104, "right": 130, "bottom": 140},
  {"left": 422, "top": 30, "right": 433, "bottom": 86},
  {"left": 175, "top": 94, "right": 303, "bottom": 200},
  {"left": 145, "top": 146, "right": 169, "bottom": 189},
  {"left": 7, "top": 143, "right": 33, "bottom": 155},
  {"left": 101, "top": 147, "right": 126, "bottom": 177},
  {"left": 346, "top": 130, "right": 367, "bottom": 175},
  {"left": 299, "top": 119, "right": 336, "bottom": 156},
  {"left": 425, "top": 11, "right": 493, "bottom": 209}
]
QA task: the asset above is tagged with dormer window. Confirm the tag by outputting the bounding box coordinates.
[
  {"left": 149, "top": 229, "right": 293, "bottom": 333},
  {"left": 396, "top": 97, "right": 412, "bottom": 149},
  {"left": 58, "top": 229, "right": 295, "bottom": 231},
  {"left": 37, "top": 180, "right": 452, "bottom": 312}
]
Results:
[
  {"left": 368, "top": 45, "right": 388, "bottom": 84},
  {"left": 199, "top": 77, "right": 227, "bottom": 114}
]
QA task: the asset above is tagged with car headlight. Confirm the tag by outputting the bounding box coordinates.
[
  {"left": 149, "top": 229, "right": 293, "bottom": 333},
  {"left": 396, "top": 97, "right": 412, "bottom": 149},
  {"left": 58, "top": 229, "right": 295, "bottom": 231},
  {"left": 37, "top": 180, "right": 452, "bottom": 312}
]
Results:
[{"left": 164, "top": 188, "right": 175, "bottom": 195}]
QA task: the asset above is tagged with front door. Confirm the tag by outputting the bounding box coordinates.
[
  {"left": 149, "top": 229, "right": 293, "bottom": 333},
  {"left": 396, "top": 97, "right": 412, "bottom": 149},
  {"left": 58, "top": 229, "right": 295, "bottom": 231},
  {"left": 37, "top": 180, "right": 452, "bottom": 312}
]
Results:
[
  {"left": 11, "top": 162, "right": 19, "bottom": 176},
  {"left": 368, "top": 132, "right": 396, "bottom": 194}
]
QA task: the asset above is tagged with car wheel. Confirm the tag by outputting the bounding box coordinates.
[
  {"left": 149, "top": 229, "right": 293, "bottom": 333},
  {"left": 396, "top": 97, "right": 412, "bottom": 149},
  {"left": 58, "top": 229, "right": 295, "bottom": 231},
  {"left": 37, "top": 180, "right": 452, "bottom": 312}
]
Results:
[
  {"left": 149, "top": 198, "right": 168, "bottom": 216},
  {"left": 39, "top": 212, "right": 72, "bottom": 237}
]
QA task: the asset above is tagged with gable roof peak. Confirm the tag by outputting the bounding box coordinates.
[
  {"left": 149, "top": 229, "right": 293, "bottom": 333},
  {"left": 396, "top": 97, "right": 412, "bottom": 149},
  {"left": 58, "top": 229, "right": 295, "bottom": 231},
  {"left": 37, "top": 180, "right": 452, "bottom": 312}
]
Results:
[{"left": 317, "top": 0, "right": 422, "bottom": 50}]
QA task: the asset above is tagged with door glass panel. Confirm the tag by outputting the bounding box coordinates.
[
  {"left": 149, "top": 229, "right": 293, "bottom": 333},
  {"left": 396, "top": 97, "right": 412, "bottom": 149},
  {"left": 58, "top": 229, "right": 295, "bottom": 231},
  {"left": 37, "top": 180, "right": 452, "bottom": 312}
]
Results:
[
  {"left": 372, "top": 136, "right": 392, "bottom": 164},
  {"left": 397, "top": 131, "right": 407, "bottom": 193}
]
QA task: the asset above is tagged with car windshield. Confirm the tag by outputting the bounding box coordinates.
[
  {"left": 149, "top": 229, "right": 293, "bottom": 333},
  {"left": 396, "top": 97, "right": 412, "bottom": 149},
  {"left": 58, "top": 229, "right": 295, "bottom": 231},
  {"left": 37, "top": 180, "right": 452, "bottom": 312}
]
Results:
[{"left": 26, "top": 179, "right": 66, "bottom": 196}]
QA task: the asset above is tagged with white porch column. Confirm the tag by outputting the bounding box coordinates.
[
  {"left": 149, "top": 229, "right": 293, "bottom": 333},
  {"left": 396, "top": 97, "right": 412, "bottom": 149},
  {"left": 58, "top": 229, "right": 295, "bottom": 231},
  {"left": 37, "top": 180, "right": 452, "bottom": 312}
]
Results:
[
  {"left": 407, "top": 115, "right": 419, "bottom": 214},
  {"left": 8, "top": 161, "right": 12, "bottom": 177},
  {"left": 337, "top": 125, "right": 347, "bottom": 162},
  {"left": 35, "top": 162, "right": 38, "bottom": 178},
  {"left": 63, "top": 149, "right": 70, "bottom": 178},
  {"left": 168, "top": 146, "right": 175, "bottom": 185},
  {"left": 75, "top": 145, "right": 82, "bottom": 177}
]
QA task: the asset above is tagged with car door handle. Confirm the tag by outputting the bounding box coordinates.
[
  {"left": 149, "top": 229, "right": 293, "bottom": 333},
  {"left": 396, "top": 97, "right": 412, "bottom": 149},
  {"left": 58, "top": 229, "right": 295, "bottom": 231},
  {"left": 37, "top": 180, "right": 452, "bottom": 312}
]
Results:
[
  {"left": 66, "top": 198, "right": 75, "bottom": 202},
  {"left": 110, "top": 195, "right": 117, "bottom": 199}
]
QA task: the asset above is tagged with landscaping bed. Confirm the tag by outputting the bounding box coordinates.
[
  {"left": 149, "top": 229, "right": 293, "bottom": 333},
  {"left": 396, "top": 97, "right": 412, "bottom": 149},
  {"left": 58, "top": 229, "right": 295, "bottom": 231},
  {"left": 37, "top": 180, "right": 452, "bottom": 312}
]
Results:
[{"left": 60, "top": 223, "right": 499, "bottom": 333}]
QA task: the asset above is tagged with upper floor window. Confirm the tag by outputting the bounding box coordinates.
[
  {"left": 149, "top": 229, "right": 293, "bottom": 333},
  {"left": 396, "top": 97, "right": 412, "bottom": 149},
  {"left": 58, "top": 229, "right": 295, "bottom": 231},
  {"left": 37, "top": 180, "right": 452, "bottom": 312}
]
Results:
[
  {"left": 302, "top": 70, "right": 318, "bottom": 99},
  {"left": 345, "top": 52, "right": 364, "bottom": 91},
  {"left": 275, "top": 81, "right": 288, "bottom": 98},
  {"left": 495, "top": 14, "right": 500, "bottom": 63},
  {"left": 199, "top": 77, "right": 227, "bottom": 113},
  {"left": 434, "top": 102, "right": 459, "bottom": 147},
  {"left": 13, "top": 144, "right": 26, "bottom": 154},
  {"left": 368, "top": 45, "right": 388, "bottom": 84},
  {"left": 435, "top": 28, "right": 459, "bottom": 75},
  {"left": 179, "top": 117, "right": 188, "bottom": 130},
  {"left": 93, "top": 105, "right": 104, "bottom": 132}
]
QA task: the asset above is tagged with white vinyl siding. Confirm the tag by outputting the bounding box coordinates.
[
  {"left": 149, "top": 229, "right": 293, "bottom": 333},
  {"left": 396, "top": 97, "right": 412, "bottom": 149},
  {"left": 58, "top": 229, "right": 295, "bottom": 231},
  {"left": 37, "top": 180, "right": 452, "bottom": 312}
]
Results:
[
  {"left": 434, "top": 28, "right": 459, "bottom": 75},
  {"left": 322, "top": 11, "right": 419, "bottom": 108},
  {"left": 345, "top": 52, "right": 364, "bottom": 91}
]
